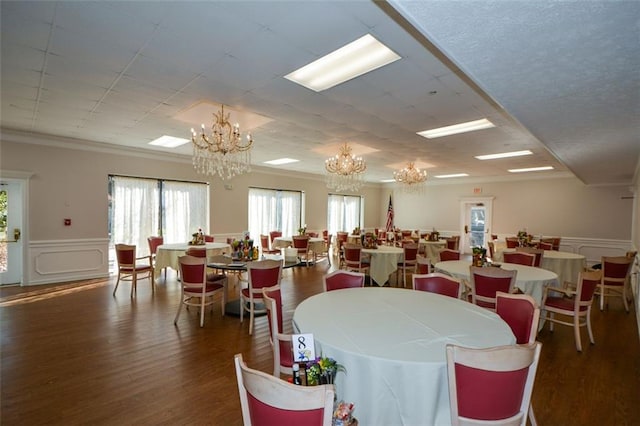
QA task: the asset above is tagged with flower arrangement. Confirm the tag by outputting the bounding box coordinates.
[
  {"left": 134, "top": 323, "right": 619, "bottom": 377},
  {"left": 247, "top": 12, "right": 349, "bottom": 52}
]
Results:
[
  {"left": 305, "top": 356, "right": 345, "bottom": 385},
  {"left": 298, "top": 224, "right": 307, "bottom": 235},
  {"left": 333, "top": 401, "right": 356, "bottom": 426},
  {"left": 472, "top": 246, "right": 487, "bottom": 266},
  {"left": 352, "top": 226, "right": 361, "bottom": 235},
  {"left": 517, "top": 229, "right": 531, "bottom": 246},
  {"left": 189, "top": 228, "right": 205, "bottom": 245}
]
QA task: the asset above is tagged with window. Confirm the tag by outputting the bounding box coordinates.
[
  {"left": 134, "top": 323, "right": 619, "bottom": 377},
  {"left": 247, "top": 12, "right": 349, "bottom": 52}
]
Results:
[
  {"left": 109, "top": 176, "right": 209, "bottom": 256},
  {"left": 248, "top": 188, "right": 303, "bottom": 240},
  {"left": 327, "top": 194, "right": 363, "bottom": 236}
]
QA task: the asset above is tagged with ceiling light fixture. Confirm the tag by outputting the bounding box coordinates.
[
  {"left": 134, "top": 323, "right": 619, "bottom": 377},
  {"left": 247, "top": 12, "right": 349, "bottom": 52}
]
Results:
[
  {"left": 417, "top": 118, "right": 495, "bottom": 139},
  {"left": 475, "top": 150, "right": 532, "bottom": 160},
  {"left": 285, "top": 34, "right": 401, "bottom": 92},
  {"left": 508, "top": 166, "right": 554, "bottom": 173},
  {"left": 325, "top": 142, "right": 367, "bottom": 192},
  {"left": 190, "top": 104, "right": 253, "bottom": 180},
  {"left": 394, "top": 162, "right": 427, "bottom": 192},
  {"left": 434, "top": 173, "right": 469, "bottom": 179},
  {"left": 149, "top": 135, "right": 190, "bottom": 148},
  {"left": 264, "top": 158, "right": 299, "bottom": 165}
]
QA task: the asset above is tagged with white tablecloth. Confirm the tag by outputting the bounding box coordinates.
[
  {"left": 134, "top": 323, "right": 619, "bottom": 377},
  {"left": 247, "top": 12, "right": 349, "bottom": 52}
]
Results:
[
  {"left": 154, "top": 242, "right": 230, "bottom": 278},
  {"left": 434, "top": 260, "right": 558, "bottom": 305},
  {"left": 293, "top": 288, "right": 515, "bottom": 425},
  {"left": 494, "top": 249, "right": 586, "bottom": 286},
  {"left": 361, "top": 246, "right": 404, "bottom": 285},
  {"left": 419, "top": 239, "right": 447, "bottom": 264}
]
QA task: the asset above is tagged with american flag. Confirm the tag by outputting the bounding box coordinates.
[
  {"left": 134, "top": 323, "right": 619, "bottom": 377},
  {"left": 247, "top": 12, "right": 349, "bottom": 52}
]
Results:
[{"left": 385, "top": 196, "right": 394, "bottom": 232}]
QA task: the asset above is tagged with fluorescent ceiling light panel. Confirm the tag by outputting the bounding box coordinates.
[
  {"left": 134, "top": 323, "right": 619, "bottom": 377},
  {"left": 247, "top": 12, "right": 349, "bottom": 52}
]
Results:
[
  {"left": 380, "top": 179, "right": 396, "bottom": 183},
  {"left": 417, "top": 118, "right": 495, "bottom": 139},
  {"left": 284, "top": 34, "right": 401, "bottom": 92},
  {"left": 434, "top": 173, "right": 469, "bottom": 179},
  {"left": 508, "top": 166, "right": 554, "bottom": 173},
  {"left": 264, "top": 158, "right": 299, "bottom": 165},
  {"left": 149, "top": 135, "right": 190, "bottom": 148},
  {"left": 475, "top": 150, "right": 532, "bottom": 160}
]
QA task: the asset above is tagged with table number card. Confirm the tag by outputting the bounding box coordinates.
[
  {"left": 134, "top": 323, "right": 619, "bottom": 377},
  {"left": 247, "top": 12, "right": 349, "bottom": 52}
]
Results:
[{"left": 292, "top": 333, "right": 315, "bottom": 362}]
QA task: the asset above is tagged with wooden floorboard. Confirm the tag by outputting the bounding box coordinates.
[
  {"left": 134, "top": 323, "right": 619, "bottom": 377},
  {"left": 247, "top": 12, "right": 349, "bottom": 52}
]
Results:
[{"left": 1, "top": 261, "right": 638, "bottom": 425}]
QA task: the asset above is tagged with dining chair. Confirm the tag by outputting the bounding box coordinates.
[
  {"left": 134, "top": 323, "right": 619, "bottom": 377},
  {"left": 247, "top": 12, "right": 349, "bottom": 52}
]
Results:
[
  {"left": 260, "top": 234, "right": 279, "bottom": 255},
  {"left": 204, "top": 234, "right": 215, "bottom": 242},
  {"left": 175, "top": 255, "right": 227, "bottom": 327},
  {"left": 551, "top": 237, "right": 561, "bottom": 251},
  {"left": 446, "top": 236, "right": 459, "bottom": 250},
  {"left": 598, "top": 256, "right": 634, "bottom": 312},
  {"left": 412, "top": 273, "right": 462, "bottom": 299},
  {"left": 316, "top": 234, "right": 332, "bottom": 267},
  {"left": 416, "top": 255, "right": 431, "bottom": 274},
  {"left": 439, "top": 249, "right": 461, "bottom": 262},
  {"left": 113, "top": 244, "right": 154, "bottom": 297},
  {"left": 343, "top": 244, "right": 370, "bottom": 275},
  {"left": 147, "top": 236, "right": 165, "bottom": 279},
  {"left": 322, "top": 270, "right": 365, "bottom": 292},
  {"left": 262, "top": 285, "right": 294, "bottom": 377},
  {"left": 397, "top": 243, "right": 418, "bottom": 288},
  {"left": 469, "top": 266, "right": 517, "bottom": 311},
  {"left": 446, "top": 342, "right": 542, "bottom": 426},
  {"left": 269, "top": 231, "right": 282, "bottom": 248},
  {"left": 539, "top": 241, "right": 554, "bottom": 250},
  {"left": 505, "top": 237, "right": 519, "bottom": 248},
  {"left": 241, "top": 259, "right": 283, "bottom": 335},
  {"left": 307, "top": 232, "right": 319, "bottom": 238},
  {"left": 542, "top": 270, "right": 600, "bottom": 351},
  {"left": 503, "top": 251, "right": 536, "bottom": 267},
  {"left": 515, "top": 247, "right": 544, "bottom": 267},
  {"left": 234, "top": 353, "right": 335, "bottom": 426},
  {"left": 487, "top": 241, "right": 495, "bottom": 260},
  {"left": 292, "top": 235, "right": 312, "bottom": 266}
]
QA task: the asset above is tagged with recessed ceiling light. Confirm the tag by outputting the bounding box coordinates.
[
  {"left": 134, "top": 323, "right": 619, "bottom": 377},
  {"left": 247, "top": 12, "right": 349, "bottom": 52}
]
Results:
[
  {"left": 264, "top": 158, "right": 299, "bottom": 165},
  {"left": 508, "top": 166, "right": 554, "bottom": 173},
  {"left": 380, "top": 179, "right": 396, "bottom": 183},
  {"left": 149, "top": 135, "right": 190, "bottom": 148},
  {"left": 417, "top": 119, "right": 495, "bottom": 139},
  {"left": 475, "top": 150, "right": 532, "bottom": 160},
  {"left": 284, "top": 34, "right": 401, "bottom": 92},
  {"left": 434, "top": 173, "right": 469, "bottom": 179}
]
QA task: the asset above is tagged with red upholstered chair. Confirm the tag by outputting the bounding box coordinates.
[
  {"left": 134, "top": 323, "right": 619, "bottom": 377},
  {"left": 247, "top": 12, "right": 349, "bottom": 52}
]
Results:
[
  {"left": 515, "top": 247, "right": 544, "bottom": 267},
  {"left": 416, "top": 255, "right": 431, "bottom": 274},
  {"left": 241, "top": 259, "right": 283, "bottom": 335},
  {"left": 260, "top": 234, "right": 279, "bottom": 255},
  {"left": 598, "top": 256, "right": 634, "bottom": 312},
  {"left": 397, "top": 243, "right": 419, "bottom": 288},
  {"left": 412, "top": 273, "right": 462, "bottom": 299},
  {"left": 487, "top": 241, "right": 495, "bottom": 260},
  {"left": 539, "top": 241, "right": 554, "bottom": 251},
  {"left": 446, "top": 236, "right": 459, "bottom": 250},
  {"left": 269, "top": 231, "right": 282, "bottom": 248},
  {"left": 446, "top": 342, "right": 542, "bottom": 426},
  {"left": 336, "top": 232, "right": 349, "bottom": 266},
  {"left": 307, "top": 232, "right": 319, "bottom": 238},
  {"left": 343, "top": 244, "right": 369, "bottom": 275},
  {"left": 505, "top": 237, "right": 519, "bottom": 249},
  {"left": 469, "top": 266, "right": 517, "bottom": 311},
  {"left": 503, "top": 251, "right": 536, "bottom": 267},
  {"left": 262, "top": 285, "right": 294, "bottom": 377},
  {"left": 147, "top": 236, "right": 165, "bottom": 279},
  {"left": 292, "top": 235, "right": 311, "bottom": 266},
  {"left": 323, "top": 270, "right": 365, "bottom": 292},
  {"left": 204, "top": 234, "right": 215, "bottom": 242},
  {"left": 542, "top": 270, "right": 600, "bottom": 351},
  {"left": 551, "top": 237, "right": 561, "bottom": 251},
  {"left": 113, "top": 244, "right": 153, "bottom": 297},
  {"left": 175, "top": 255, "right": 227, "bottom": 327},
  {"left": 234, "top": 353, "right": 335, "bottom": 426},
  {"left": 439, "top": 249, "right": 461, "bottom": 262}
]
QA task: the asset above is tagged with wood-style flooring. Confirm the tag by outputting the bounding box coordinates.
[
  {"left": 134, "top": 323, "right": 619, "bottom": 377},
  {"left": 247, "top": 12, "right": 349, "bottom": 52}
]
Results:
[{"left": 1, "top": 261, "right": 638, "bottom": 425}]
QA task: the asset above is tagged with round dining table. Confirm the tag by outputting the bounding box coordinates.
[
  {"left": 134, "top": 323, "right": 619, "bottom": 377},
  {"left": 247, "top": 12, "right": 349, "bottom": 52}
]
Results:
[
  {"left": 434, "top": 259, "right": 559, "bottom": 305},
  {"left": 361, "top": 245, "right": 404, "bottom": 286},
  {"left": 293, "top": 287, "right": 515, "bottom": 425},
  {"left": 154, "top": 242, "right": 230, "bottom": 278},
  {"left": 419, "top": 239, "right": 447, "bottom": 264},
  {"left": 494, "top": 249, "right": 586, "bottom": 287}
]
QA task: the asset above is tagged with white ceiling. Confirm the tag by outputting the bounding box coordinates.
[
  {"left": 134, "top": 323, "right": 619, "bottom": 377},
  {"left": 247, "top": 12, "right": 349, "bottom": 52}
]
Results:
[{"left": 1, "top": 1, "right": 638, "bottom": 186}]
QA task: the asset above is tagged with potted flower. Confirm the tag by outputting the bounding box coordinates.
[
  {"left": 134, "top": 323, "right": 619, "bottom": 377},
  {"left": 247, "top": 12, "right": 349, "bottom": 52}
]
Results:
[
  {"left": 472, "top": 246, "right": 487, "bottom": 267},
  {"left": 305, "top": 356, "right": 345, "bottom": 385},
  {"left": 334, "top": 401, "right": 357, "bottom": 426},
  {"left": 298, "top": 224, "right": 307, "bottom": 235}
]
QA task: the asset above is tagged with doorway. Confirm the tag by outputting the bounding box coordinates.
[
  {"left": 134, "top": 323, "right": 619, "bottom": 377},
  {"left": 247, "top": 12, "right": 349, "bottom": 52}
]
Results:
[
  {"left": 0, "top": 179, "right": 25, "bottom": 285},
  {"left": 459, "top": 197, "right": 494, "bottom": 255}
]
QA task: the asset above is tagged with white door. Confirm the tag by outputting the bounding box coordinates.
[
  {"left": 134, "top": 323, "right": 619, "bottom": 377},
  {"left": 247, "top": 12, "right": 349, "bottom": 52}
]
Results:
[
  {"left": 459, "top": 197, "right": 494, "bottom": 255},
  {"left": 0, "top": 180, "right": 24, "bottom": 285}
]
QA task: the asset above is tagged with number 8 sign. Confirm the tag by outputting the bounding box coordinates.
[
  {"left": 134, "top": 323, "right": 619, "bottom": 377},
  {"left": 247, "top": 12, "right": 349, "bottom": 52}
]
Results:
[{"left": 292, "top": 333, "right": 315, "bottom": 362}]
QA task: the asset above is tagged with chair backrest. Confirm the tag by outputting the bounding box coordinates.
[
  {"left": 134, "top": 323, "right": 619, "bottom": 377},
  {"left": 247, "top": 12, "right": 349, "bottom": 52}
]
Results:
[
  {"left": 234, "top": 353, "right": 335, "bottom": 426},
  {"left": 260, "top": 234, "right": 271, "bottom": 250},
  {"left": 515, "top": 247, "right": 544, "bottom": 267},
  {"left": 446, "top": 343, "right": 542, "bottom": 426},
  {"left": 446, "top": 237, "right": 459, "bottom": 250},
  {"left": 503, "top": 251, "right": 536, "bottom": 267},
  {"left": 323, "top": 270, "right": 365, "bottom": 292},
  {"left": 292, "top": 235, "right": 309, "bottom": 250},
  {"left": 269, "top": 231, "right": 282, "bottom": 245},
  {"left": 262, "top": 285, "right": 294, "bottom": 376},
  {"left": 336, "top": 232, "right": 348, "bottom": 242},
  {"left": 505, "top": 237, "right": 519, "bottom": 248},
  {"left": 403, "top": 244, "right": 419, "bottom": 263},
  {"left": 539, "top": 241, "right": 553, "bottom": 250},
  {"left": 147, "top": 236, "right": 163, "bottom": 255},
  {"left": 487, "top": 241, "right": 495, "bottom": 259},
  {"left": 576, "top": 270, "right": 601, "bottom": 306},
  {"left": 186, "top": 247, "right": 207, "bottom": 258},
  {"left": 203, "top": 234, "right": 214, "bottom": 242},
  {"left": 496, "top": 292, "right": 540, "bottom": 344},
  {"left": 412, "top": 273, "right": 462, "bottom": 299},
  {"left": 469, "top": 266, "right": 517, "bottom": 310},
  {"left": 322, "top": 230, "right": 329, "bottom": 241},
  {"left": 247, "top": 259, "right": 283, "bottom": 296},
  {"left": 416, "top": 256, "right": 431, "bottom": 274},
  {"left": 439, "top": 249, "right": 461, "bottom": 262},
  {"left": 178, "top": 255, "right": 206, "bottom": 288},
  {"left": 115, "top": 244, "right": 137, "bottom": 267},
  {"left": 343, "top": 244, "right": 362, "bottom": 266},
  {"left": 601, "top": 256, "right": 633, "bottom": 285},
  {"left": 551, "top": 237, "right": 561, "bottom": 251},
  {"left": 307, "top": 232, "right": 318, "bottom": 238}
]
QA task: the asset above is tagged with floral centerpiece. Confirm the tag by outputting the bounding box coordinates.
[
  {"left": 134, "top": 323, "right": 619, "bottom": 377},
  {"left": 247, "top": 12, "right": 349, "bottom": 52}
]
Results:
[
  {"left": 298, "top": 224, "right": 307, "bottom": 235},
  {"left": 189, "top": 228, "right": 205, "bottom": 245},
  {"left": 352, "top": 226, "right": 361, "bottom": 235},
  {"left": 472, "top": 246, "right": 487, "bottom": 266},
  {"left": 517, "top": 229, "right": 530, "bottom": 246},
  {"left": 333, "top": 401, "right": 357, "bottom": 426},
  {"left": 306, "top": 356, "right": 345, "bottom": 385},
  {"left": 362, "top": 232, "right": 377, "bottom": 249}
]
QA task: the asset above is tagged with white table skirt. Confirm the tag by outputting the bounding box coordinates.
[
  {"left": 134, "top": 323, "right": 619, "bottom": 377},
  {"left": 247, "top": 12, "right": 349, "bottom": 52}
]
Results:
[
  {"left": 293, "top": 288, "right": 515, "bottom": 425},
  {"left": 362, "top": 246, "right": 404, "bottom": 285},
  {"left": 494, "top": 249, "right": 586, "bottom": 287},
  {"left": 419, "top": 239, "right": 447, "bottom": 264},
  {"left": 154, "top": 242, "right": 230, "bottom": 278},
  {"left": 434, "top": 259, "right": 558, "bottom": 305}
]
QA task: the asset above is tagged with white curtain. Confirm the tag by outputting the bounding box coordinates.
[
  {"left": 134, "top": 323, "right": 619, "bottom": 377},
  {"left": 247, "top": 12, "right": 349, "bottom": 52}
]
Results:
[
  {"left": 280, "top": 191, "right": 302, "bottom": 237},
  {"left": 163, "top": 181, "right": 208, "bottom": 243},
  {"left": 111, "top": 176, "right": 159, "bottom": 256},
  {"left": 248, "top": 188, "right": 302, "bottom": 239},
  {"left": 327, "top": 194, "right": 361, "bottom": 236}
]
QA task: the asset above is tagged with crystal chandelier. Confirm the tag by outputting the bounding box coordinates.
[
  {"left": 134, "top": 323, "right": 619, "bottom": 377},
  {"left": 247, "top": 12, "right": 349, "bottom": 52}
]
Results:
[
  {"left": 325, "top": 143, "right": 367, "bottom": 192},
  {"left": 394, "top": 162, "right": 427, "bottom": 192},
  {"left": 190, "top": 105, "right": 253, "bottom": 180}
]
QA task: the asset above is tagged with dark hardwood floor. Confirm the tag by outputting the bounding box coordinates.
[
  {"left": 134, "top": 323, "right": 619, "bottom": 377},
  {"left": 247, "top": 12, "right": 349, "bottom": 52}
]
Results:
[{"left": 1, "top": 261, "right": 638, "bottom": 425}]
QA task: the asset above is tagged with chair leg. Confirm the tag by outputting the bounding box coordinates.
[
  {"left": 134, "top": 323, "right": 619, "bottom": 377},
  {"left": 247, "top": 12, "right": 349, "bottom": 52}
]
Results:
[
  {"left": 574, "top": 315, "right": 582, "bottom": 352},
  {"left": 174, "top": 292, "right": 184, "bottom": 325},
  {"left": 599, "top": 284, "right": 605, "bottom": 311},
  {"left": 199, "top": 296, "right": 206, "bottom": 327},
  {"left": 586, "top": 309, "right": 595, "bottom": 345},
  {"left": 113, "top": 274, "right": 121, "bottom": 296},
  {"left": 622, "top": 285, "right": 630, "bottom": 312},
  {"left": 549, "top": 312, "right": 555, "bottom": 332},
  {"left": 131, "top": 275, "right": 136, "bottom": 298},
  {"left": 529, "top": 404, "right": 538, "bottom": 426},
  {"left": 248, "top": 304, "right": 254, "bottom": 335}
]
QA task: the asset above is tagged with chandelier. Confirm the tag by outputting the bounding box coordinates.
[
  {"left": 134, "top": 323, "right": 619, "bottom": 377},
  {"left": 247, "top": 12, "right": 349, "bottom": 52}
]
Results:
[
  {"left": 394, "top": 162, "right": 427, "bottom": 192},
  {"left": 190, "top": 105, "right": 253, "bottom": 180},
  {"left": 325, "top": 143, "right": 367, "bottom": 192}
]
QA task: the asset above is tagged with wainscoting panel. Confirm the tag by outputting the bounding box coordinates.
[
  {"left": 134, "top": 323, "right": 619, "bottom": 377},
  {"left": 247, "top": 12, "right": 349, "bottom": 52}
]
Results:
[{"left": 28, "top": 239, "right": 110, "bottom": 285}]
